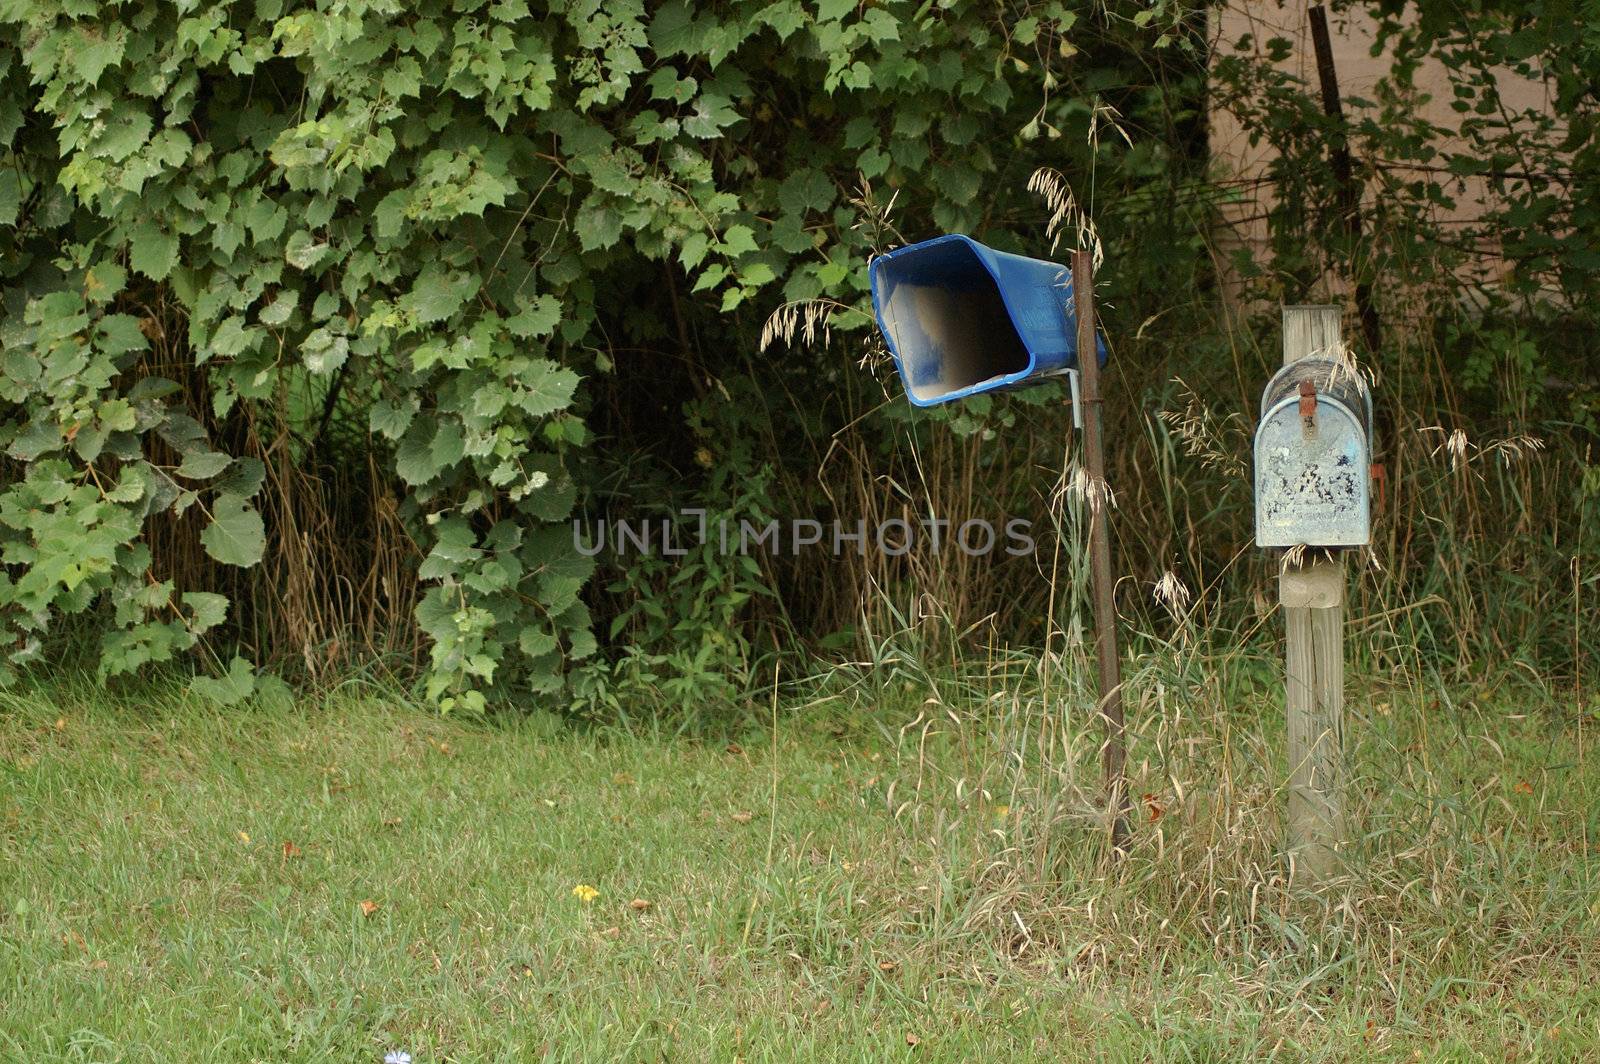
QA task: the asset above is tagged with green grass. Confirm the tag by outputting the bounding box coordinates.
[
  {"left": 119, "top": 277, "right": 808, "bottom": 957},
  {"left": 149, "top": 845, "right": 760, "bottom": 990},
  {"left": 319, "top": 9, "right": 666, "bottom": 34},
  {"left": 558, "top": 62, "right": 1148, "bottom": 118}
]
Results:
[{"left": 1, "top": 659, "right": 1597, "bottom": 1062}]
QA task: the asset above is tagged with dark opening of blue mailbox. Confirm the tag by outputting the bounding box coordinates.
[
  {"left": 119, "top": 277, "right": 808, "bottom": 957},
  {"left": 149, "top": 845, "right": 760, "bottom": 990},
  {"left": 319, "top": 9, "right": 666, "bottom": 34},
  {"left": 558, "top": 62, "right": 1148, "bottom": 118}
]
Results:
[{"left": 870, "top": 234, "right": 1105, "bottom": 407}]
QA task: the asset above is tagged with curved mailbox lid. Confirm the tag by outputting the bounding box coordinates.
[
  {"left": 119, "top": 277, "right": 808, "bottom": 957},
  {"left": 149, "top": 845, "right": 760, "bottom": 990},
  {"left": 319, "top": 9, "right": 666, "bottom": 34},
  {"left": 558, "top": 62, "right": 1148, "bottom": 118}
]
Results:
[{"left": 1260, "top": 358, "right": 1373, "bottom": 444}]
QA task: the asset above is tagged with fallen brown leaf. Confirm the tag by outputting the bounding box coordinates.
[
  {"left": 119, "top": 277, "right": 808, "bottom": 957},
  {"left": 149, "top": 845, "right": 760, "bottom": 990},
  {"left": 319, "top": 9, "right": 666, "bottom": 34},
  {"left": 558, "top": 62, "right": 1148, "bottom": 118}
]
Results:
[{"left": 359, "top": 899, "right": 380, "bottom": 917}]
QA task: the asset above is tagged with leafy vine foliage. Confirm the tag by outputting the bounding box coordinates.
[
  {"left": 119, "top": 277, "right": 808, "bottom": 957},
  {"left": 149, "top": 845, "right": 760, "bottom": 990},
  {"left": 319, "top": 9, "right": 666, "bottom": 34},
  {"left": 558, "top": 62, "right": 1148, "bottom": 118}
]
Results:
[
  {"left": 6, "top": 0, "right": 1588, "bottom": 706},
  {"left": 1, "top": 0, "right": 1157, "bottom": 707}
]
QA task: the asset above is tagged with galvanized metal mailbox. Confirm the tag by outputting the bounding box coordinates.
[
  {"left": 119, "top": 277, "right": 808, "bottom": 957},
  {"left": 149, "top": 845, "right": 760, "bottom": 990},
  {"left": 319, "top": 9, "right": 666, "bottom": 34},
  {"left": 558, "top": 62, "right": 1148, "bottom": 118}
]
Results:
[
  {"left": 1254, "top": 357, "right": 1374, "bottom": 548},
  {"left": 869, "top": 234, "right": 1106, "bottom": 407}
]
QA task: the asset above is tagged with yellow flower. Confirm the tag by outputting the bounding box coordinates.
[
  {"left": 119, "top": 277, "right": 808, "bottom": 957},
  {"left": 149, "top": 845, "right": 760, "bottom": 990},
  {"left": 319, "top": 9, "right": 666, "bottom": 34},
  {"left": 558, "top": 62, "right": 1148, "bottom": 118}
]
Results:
[{"left": 571, "top": 884, "right": 599, "bottom": 903}]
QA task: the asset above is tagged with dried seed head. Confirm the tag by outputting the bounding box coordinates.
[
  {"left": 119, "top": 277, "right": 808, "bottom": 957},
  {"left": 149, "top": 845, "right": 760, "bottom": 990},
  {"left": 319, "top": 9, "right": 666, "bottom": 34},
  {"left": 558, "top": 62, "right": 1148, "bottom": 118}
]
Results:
[
  {"left": 1482, "top": 433, "right": 1546, "bottom": 467},
  {"left": 1057, "top": 465, "right": 1116, "bottom": 514},
  {"left": 1157, "top": 378, "right": 1248, "bottom": 479},
  {"left": 760, "top": 299, "right": 840, "bottom": 352},
  {"left": 1322, "top": 341, "right": 1371, "bottom": 391},
  {"left": 1026, "top": 166, "right": 1103, "bottom": 265},
  {"left": 1430, "top": 427, "right": 1471, "bottom": 471},
  {"left": 1153, "top": 570, "right": 1193, "bottom": 614}
]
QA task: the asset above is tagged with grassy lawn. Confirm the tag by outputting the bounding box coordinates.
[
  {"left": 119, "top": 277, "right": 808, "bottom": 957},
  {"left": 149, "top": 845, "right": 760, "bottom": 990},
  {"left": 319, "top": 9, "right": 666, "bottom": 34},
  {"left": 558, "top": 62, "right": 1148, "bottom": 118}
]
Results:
[{"left": 1, "top": 661, "right": 1597, "bottom": 1061}]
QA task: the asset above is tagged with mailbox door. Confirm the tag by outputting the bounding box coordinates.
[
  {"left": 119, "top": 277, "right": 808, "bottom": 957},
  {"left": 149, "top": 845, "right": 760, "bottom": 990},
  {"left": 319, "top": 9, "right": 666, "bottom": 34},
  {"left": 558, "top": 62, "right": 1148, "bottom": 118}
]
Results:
[{"left": 1254, "top": 396, "right": 1371, "bottom": 547}]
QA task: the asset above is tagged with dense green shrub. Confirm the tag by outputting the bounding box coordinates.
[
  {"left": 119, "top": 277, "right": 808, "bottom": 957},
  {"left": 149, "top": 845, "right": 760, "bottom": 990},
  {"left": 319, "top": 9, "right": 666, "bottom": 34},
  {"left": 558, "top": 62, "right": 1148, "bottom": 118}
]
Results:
[{"left": 0, "top": 0, "right": 1204, "bottom": 707}]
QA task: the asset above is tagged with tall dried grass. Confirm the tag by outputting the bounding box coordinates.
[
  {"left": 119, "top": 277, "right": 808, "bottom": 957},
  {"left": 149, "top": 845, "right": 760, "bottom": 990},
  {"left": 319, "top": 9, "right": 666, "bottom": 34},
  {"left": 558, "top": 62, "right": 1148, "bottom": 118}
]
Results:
[{"left": 132, "top": 293, "right": 423, "bottom": 683}]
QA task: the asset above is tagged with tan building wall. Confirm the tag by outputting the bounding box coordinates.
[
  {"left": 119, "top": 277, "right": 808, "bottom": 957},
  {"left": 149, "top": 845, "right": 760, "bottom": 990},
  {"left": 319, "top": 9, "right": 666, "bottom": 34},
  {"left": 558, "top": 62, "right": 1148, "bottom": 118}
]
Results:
[{"left": 1209, "top": 1, "right": 1557, "bottom": 318}]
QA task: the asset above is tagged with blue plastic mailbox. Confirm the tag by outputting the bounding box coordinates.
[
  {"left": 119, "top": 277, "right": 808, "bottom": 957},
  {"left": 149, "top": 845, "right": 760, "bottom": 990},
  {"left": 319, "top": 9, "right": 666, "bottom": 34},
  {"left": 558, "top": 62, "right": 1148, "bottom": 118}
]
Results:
[{"left": 869, "top": 234, "right": 1107, "bottom": 407}]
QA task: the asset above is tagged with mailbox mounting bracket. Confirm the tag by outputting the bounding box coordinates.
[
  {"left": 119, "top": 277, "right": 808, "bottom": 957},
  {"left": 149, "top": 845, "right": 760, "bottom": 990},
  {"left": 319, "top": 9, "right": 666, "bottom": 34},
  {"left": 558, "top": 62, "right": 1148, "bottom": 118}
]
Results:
[{"left": 1040, "top": 366, "right": 1082, "bottom": 429}]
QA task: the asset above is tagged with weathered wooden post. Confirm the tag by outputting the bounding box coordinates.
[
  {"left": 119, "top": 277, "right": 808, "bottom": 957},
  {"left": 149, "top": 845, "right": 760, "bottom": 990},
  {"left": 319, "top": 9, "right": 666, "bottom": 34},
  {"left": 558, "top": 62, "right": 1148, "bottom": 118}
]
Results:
[
  {"left": 1281, "top": 546, "right": 1345, "bottom": 884},
  {"left": 1256, "top": 306, "right": 1373, "bottom": 886}
]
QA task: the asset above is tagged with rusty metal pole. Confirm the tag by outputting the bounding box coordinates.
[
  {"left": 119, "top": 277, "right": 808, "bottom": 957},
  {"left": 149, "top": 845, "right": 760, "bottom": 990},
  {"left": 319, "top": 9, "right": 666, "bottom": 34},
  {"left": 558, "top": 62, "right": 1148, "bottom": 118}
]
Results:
[{"left": 1072, "top": 250, "right": 1129, "bottom": 851}]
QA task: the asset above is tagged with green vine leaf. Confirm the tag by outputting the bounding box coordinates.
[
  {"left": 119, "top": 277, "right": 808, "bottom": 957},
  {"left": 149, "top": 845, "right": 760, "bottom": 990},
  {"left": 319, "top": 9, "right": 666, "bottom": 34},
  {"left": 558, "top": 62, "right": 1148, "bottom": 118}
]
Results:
[
  {"left": 199, "top": 495, "right": 266, "bottom": 567},
  {"left": 176, "top": 451, "right": 232, "bottom": 480},
  {"left": 128, "top": 222, "right": 178, "bottom": 281},
  {"left": 191, "top": 655, "right": 256, "bottom": 706}
]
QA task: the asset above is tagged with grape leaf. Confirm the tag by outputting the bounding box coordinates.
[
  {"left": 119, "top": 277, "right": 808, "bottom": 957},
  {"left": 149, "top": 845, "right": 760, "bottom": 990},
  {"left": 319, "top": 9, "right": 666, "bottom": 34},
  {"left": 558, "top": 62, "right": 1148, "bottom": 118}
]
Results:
[{"left": 200, "top": 495, "right": 266, "bottom": 567}]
